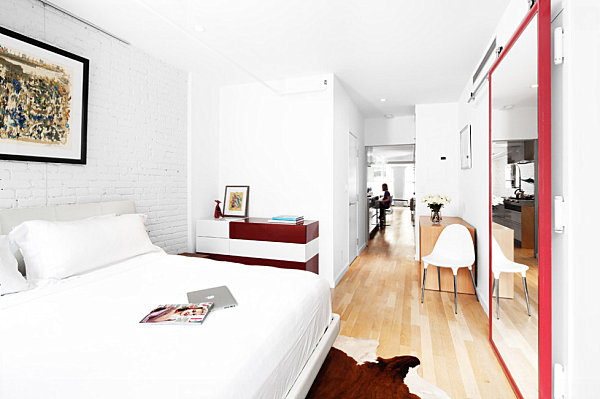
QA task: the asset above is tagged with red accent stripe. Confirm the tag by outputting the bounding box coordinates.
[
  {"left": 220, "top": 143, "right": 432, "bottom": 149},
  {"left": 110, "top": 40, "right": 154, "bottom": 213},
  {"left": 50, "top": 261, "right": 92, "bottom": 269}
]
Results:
[
  {"left": 537, "top": 0, "right": 552, "bottom": 397},
  {"left": 229, "top": 218, "right": 318, "bottom": 244},
  {"left": 204, "top": 254, "right": 319, "bottom": 274}
]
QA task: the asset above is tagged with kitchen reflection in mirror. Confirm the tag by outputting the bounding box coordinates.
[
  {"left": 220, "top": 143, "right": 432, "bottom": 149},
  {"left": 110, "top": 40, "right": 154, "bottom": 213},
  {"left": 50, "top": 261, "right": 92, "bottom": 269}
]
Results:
[{"left": 490, "top": 14, "right": 538, "bottom": 399}]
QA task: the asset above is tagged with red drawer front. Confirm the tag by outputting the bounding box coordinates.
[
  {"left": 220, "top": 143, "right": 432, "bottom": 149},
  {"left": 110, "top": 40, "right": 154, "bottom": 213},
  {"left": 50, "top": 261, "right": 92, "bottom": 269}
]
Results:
[
  {"left": 229, "top": 218, "right": 318, "bottom": 244},
  {"left": 208, "top": 254, "right": 319, "bottom": 274}
]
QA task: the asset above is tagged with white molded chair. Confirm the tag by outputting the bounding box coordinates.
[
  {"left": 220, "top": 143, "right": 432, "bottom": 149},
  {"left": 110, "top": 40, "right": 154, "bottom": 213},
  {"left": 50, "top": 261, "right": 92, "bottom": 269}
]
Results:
[
  {"left": 491, "top": 237, "right": 531, "bottom": 319},
  {"left": 420, "top": 224, "right": 478, "bottom": 314}
]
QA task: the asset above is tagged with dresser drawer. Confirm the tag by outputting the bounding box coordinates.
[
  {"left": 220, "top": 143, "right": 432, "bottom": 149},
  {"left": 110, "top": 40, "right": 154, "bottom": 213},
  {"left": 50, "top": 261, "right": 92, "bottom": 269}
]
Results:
[
  {"left": 196, "top": 237, "right": 230, "bottom": 255},
  {"left": 196, "top": 220, "right": 230, "bottom": 238},
  {"left": 229, "top": 238, "right": 318, "bottom": 262}
]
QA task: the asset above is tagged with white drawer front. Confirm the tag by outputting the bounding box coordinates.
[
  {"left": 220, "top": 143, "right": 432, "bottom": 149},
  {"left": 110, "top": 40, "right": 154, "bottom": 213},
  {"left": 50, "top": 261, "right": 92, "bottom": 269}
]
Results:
[
  {"left": 196, "top": 237, "right": 230, "bottom": 255},
  {"left": 229, "top": 238, "right": 318, "bottom": 262},
  {"left": 196, "top": 219, "right": 230, "bottom": 238}
]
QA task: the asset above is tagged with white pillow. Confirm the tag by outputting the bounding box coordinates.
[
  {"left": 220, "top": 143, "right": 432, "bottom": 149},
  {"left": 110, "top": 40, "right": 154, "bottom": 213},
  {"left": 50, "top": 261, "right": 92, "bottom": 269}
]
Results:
[
  {"left": 0, "top": 235, "right": 29, "bottom": 295},
  {"left": 9, "top": 214, "right": 162, "bottom": 282}
]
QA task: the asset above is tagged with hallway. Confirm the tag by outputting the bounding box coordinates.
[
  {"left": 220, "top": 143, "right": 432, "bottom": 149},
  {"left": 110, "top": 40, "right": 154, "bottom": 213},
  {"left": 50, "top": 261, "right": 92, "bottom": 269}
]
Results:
[{"left": 333, "top": 207, "right": 515, "bottom": 398}]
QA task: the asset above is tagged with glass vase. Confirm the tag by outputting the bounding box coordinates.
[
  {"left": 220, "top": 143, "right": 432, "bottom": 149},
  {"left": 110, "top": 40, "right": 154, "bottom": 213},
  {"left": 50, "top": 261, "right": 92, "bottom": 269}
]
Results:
[{"left": 431, "top": 209, "right": 441, "bottom": 224}]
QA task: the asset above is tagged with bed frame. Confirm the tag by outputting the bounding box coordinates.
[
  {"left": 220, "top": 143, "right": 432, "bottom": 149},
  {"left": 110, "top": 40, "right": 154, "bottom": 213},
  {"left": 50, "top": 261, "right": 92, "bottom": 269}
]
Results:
[
  {"left": 0, "top": 200, "right": 339, "bottom": 398},
  {"left": 286, "top": 313, "right": 340, "bottom": 398},
  {"left": 0, "top": 200, "right": 135, "bottom": 234}
]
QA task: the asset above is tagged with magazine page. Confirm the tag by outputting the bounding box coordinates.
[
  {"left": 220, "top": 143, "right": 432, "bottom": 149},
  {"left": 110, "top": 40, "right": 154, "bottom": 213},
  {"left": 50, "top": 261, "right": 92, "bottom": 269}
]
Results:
[{"left": 140, "top": 303, "right": 213, "bottom": 324}]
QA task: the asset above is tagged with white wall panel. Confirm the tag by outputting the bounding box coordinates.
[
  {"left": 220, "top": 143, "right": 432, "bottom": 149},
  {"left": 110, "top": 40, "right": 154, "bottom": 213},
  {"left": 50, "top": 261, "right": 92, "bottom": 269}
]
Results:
[{"left": 365, "top": 115, "right": 416, "bottom": 146}]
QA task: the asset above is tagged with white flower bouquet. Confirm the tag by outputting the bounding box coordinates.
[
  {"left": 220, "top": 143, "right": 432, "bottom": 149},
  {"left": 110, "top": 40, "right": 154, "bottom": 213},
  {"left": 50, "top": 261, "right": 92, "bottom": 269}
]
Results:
[
  {"left": 422, "top": 194, "right": 451, "bottom": 212},
  {"left": 423, "top": 194, "right": 451, "bottom": 223}
]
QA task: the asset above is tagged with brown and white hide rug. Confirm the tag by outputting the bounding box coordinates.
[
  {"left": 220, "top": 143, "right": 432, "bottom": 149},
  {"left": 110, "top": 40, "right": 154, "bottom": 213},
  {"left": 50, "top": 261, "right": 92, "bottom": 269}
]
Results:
[{"left": 306, "top": 335, "right": 451, "bottom": 399}]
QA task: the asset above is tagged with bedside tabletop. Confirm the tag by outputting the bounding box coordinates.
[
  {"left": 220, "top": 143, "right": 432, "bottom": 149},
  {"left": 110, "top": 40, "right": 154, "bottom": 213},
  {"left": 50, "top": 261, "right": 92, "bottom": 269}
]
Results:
[{"left": 229, "top": 218, "right": 318, "bottom": 244}]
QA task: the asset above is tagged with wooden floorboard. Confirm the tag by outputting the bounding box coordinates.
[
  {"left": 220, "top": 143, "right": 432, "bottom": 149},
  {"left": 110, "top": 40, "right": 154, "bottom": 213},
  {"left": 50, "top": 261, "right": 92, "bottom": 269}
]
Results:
[
  {"left": 491, "top": 247, "right": 539, "bottom": 398},
  {"left": 332, "top": 207, "right": 515, "bottom": 399}
]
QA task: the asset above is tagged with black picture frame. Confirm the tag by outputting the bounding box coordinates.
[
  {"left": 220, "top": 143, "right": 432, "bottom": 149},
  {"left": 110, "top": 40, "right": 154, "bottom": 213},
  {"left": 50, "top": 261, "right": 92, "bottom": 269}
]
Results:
[
  {"left": 460, "top": 124, "right": 472, "bottom": 169},
  {"left": 223, "top": 185, "right": 250, "bottom": 217},
  {"left": 0, "top": 26, "right": 89, "bottom": 164}
]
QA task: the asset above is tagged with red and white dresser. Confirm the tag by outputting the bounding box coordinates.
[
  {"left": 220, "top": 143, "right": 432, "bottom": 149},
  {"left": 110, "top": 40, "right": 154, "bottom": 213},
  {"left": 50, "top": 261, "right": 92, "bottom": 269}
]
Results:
[{"left": 195, "top": 218, "right": 319, "bottom": 274}]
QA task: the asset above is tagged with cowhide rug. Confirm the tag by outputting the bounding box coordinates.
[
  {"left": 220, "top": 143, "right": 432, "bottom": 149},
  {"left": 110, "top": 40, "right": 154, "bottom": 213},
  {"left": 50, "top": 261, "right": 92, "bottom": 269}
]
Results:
[{"left": 307, "top": 336, "right": 451, "bottom": 399}]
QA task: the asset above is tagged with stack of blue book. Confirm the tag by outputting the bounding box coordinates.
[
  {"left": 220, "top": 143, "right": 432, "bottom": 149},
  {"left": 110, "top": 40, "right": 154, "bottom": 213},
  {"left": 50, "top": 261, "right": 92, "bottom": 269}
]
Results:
[{"left": 269, "top": 215, "right": 304, "bottom": 224}]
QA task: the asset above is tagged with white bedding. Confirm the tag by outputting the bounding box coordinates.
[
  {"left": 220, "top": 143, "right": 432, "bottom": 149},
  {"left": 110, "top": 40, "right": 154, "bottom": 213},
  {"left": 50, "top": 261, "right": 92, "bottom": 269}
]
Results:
[{"left": 0, "top": 253, "right": 332, "bottom": 399}]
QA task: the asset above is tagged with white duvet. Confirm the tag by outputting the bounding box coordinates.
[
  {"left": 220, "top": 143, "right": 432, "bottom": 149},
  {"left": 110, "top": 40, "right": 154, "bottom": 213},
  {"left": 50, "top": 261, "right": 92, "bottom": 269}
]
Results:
[{"left": 0, "top": 253, "right": 332, "bottom": 399}]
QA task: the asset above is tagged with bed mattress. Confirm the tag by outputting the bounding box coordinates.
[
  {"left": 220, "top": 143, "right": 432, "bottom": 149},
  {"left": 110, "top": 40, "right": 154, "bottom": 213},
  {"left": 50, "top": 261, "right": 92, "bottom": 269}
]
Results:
[{"left": 0, "top": 253, "right": 332, "bottom": 399}]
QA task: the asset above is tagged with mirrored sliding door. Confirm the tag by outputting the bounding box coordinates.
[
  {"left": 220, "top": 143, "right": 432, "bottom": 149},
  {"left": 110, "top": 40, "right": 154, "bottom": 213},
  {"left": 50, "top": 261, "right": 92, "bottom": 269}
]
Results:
[{"left": 488, "top": 1, "right": 551, "bottom": 397}]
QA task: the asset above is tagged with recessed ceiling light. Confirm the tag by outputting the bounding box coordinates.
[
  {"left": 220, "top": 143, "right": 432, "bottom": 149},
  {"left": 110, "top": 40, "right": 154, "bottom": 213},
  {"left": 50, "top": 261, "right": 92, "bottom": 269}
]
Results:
[
  {"left": 384, "top": 114, "right": 394, "bottom": 119},
  {"left": 194, "top": 24, "right": 206, "bottom": 32},
  {"left": 380, "top": 98, "right": 386, "bottom": 102},
  {"left": 530, "top": 83, "right": 538, "bottom": 88},
  {"left": 502, "top": 105, "right": 514, "bottom": 110}
]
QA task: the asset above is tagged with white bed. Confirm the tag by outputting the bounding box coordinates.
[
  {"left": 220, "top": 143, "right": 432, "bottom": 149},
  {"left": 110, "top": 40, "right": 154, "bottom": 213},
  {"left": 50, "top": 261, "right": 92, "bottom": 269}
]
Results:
[{"left": 0, "top": 202, "right": 339, "bottom": 399}]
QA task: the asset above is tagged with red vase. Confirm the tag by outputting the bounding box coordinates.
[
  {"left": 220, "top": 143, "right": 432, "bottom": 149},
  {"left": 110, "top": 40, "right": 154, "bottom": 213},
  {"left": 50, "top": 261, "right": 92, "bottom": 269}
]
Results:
[{"left": 214, "top": 200, "right": 223, "bottom": 219}]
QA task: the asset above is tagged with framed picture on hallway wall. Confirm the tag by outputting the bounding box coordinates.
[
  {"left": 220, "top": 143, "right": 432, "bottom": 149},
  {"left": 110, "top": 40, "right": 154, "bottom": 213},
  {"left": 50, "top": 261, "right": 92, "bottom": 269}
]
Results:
[
  {"left": 460, "top": 124, "right": 472, "bottom": 169},
  {"left": 223, "top": 186, "right": 249, "bottom": 217},
  {"left": 0, "top": 27, "right": 89, "bottom": 164}
]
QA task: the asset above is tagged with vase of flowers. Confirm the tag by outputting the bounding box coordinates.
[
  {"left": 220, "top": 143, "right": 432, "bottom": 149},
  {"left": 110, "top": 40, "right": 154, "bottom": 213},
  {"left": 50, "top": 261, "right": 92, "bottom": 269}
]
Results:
[{"left": 423, "top": 194, "right": 451, "bottom": 224}]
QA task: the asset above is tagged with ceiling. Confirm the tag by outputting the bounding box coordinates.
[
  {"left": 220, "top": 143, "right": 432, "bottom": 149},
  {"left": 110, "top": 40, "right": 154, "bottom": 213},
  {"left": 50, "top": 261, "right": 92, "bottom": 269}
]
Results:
[
  {"left": 367, "top": 145, "right": 415, "bottom": 165},
  {"left": 48, "top": 0, "right": 510, "bottom": 117}
]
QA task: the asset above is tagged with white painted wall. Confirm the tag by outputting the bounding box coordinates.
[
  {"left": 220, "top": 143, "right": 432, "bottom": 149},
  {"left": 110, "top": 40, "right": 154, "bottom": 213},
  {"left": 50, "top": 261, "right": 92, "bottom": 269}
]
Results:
[
  {"left": 188, "top": 74, "right": 221, "bottom": 252},
  {"left": 333, "top": 77, "right": 365, "bottom": 284},
  {"left": 218, "top": 74, "right": 366, "bottom": 286},
  {"left": 365, "top": 115, "right": 416, "bottom": 146},
  {"left": 457, "top": 82, "right": 492, "bottom": 311},
  {"left": 558, "top": 0, "right": 600, "bottom": 395},
  {"left": 414, "top": 103, "right": 460, "bottom": 259},
  {"left": 0, "top": 0, "right": 188, "bottom": 254},
  {"left": 551, "top": 5, "right": 568, "bottom": 397},
  {"left": 456, "top": 0, "right": 532, "bottom": 314},
  {"left": 492, "top": 106, "right": 538, "bottom": 140}
]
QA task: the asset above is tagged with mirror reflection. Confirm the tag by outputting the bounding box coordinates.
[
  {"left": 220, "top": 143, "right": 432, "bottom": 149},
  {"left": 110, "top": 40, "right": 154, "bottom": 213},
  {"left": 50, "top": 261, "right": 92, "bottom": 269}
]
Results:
[{"left": 490, "top": 15, "right": 538, "bottom": 399}]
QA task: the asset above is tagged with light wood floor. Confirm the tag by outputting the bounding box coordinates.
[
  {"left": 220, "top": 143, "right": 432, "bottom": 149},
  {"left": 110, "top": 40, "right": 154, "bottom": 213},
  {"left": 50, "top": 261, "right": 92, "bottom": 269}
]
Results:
[
  {"left": 491, "top": 247, "right": 539, "bottom": 398},
  {"left": 332, "top": 207, "right": 515, "bottom": 399}
]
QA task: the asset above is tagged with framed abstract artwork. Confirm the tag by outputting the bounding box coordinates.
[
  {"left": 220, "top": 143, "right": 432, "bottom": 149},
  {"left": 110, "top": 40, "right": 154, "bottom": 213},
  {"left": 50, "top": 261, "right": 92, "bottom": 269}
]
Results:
[
  {"left": 223, "top": 185, "right": 249, "bottom": 217},
  {"left": 460, "top": 124, "right": 472, "bottom": 169},
  {"left": 0, "top": 27, "right": 89, "bottom": 164}
]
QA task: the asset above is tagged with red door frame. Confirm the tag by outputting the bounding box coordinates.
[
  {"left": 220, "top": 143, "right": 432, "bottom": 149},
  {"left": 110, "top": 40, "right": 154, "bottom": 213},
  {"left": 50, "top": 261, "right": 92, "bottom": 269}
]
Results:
[{"left": 488, "top": 0, "right": 551, "bottom": 398}]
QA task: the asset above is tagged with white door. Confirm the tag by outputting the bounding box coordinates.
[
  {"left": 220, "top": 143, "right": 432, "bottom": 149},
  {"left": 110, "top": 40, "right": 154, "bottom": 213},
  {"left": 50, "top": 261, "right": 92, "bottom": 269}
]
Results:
[{"left": 349, "top": 132, "right": 359, "bottom": 263}]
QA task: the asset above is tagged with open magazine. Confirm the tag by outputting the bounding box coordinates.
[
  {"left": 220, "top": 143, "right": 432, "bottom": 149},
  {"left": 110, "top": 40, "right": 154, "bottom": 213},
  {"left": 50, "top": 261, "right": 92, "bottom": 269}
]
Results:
[{"left": 140, "top": 303, "right": 213, "bottom": 324}]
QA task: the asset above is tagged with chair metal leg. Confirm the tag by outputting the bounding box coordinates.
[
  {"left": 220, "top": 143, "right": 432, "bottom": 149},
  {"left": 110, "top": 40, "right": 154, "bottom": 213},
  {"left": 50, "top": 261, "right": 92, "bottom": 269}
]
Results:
[
  {"left": 495, "top": 278, "right": 500, "bottom": 320},
  {"left": 437, "top": 267, "right": 441, "bottom": 291},
  {"left": 522, "top": 276, "right": 531, "bottom": 316},
  {"left": 492, "top": 278, "right": 496, "bottom": 299},
  {"left": 468, "top": 268, "right": 479, "bottom": 302},
  {"left": 421, "top": 267, "right": 428, "bottom": 304},
  {"left": 453, "top": 274, "right": 457, "bottom": 314}
]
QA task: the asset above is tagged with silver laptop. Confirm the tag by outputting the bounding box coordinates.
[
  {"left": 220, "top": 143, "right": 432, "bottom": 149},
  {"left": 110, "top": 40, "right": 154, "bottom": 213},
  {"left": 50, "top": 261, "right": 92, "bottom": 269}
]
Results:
[{"left": 187, "top": 286, "right": 238, "bottom": 311}]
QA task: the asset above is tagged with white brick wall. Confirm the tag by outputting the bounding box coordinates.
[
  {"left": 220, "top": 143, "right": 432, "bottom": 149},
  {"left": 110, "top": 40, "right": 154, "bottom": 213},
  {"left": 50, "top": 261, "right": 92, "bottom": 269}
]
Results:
[{"left": 0, "top": 0, "right": 188, "bottom": 254}]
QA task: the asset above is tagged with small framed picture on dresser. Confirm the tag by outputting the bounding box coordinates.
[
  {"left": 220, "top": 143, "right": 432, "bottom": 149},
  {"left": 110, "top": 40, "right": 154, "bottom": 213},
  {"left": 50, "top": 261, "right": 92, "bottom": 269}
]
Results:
[{"left": 223, "top": 186, "right": 249, "bottom": 217}]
